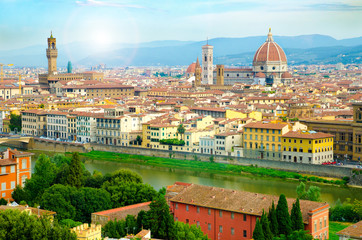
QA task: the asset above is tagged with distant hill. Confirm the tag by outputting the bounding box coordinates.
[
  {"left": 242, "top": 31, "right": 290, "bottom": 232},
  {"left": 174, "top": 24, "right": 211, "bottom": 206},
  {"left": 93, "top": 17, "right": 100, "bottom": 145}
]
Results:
[
  {"left": 0, "top": 35, "right": 361, "bottom": 67},
  {"left": 215, "top": 45, "right": 362, "bottom": 66}
]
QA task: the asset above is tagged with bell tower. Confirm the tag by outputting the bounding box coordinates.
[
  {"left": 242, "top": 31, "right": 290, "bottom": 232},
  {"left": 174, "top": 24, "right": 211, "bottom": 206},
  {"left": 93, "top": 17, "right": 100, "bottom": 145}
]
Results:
[
  {"left": 193, "top": 57, "right": 202, "bottom": 87},
  {"left": 46, "top": 31, "right": 58, "bottom": 75}
]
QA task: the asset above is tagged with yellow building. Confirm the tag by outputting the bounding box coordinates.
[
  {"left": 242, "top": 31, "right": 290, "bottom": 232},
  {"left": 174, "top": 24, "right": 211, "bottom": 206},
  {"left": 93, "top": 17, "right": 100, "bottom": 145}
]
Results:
[
  {"left": 243, "top": 121, "right": 289, "bottom": 160},
  {"left": 72, "top": 224, "right": 101, "bottom": 240},
  {"left": 225, "top": 110, "right": 263, "bottom": 121},
  {"left": 281, "top": 131, "right": 334, "bottom": 164},
  {"left": 301, "top": 102, "right": 362, "bottom": 161},
  {"left": 3, "top": 117, "right": 10, "bottom": 133},
  {"left": 142, "top": 123, "right": 178, "bottom": 149}
]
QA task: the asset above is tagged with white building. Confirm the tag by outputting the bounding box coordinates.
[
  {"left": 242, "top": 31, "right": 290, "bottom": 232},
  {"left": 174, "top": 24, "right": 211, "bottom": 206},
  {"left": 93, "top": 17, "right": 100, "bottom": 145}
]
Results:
[
  {"left": 214, "top": 132, "right": 242, "bottom": 156},
  {"left": 199, "top": 136, "right": 215, "bottom": 155},
  {"left": 47, "top": 111, "right": 68, "bottom": 140},
  {"left": 77, "top": 112, "right": 99, "bottom": 143}
]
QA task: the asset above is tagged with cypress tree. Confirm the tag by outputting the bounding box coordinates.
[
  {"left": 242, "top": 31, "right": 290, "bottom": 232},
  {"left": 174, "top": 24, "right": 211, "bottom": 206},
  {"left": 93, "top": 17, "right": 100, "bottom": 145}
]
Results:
[
  {"left": 253, "top": 218, "right": 265, "bottom": 240},
  {"left": 291, "top": 198, "right": 304, "bottom": 231},
  {"left": 260, "top": 210, "right": 273, "bottom": 240},
  {"left": 67, "top": 152, "right": 83, "bottom": 188},
  {"left": 268, "top": 201, "right": 279, "bottom": 236},
  {"left": 276, "top": 194, "right": 292, "bottom": 236}
]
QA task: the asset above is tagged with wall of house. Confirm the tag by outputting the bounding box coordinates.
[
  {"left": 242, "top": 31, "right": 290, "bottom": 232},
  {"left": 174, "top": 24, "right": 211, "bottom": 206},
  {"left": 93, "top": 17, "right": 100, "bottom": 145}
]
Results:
[{"left": 171, "top": 201, "right": 256, "bottom": 240}]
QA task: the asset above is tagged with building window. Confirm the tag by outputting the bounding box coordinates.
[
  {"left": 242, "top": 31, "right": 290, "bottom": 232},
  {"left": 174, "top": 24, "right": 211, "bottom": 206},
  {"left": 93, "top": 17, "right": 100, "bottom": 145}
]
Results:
[
  {"left": 197, "top": 206, "right": 200, "bottom": 213},
  {"left": 243, "top": 230, "right": 247, "bottom": 237},
  {"left": 197, "top": 221, "right": 200, "bottom": 227},
  {"left": 219, "top": 210, "right": 222, "bottom": 217},
  {"left": 10, "top": 165, "right": 15, "bottom": 173},
  {"left": 22, "top": 159, "right": 27, "bottom": 169},
  {"left": 243, "top": 214, "right": 247, "bottom": 221},
  {"left": 208, "top": 223, "right": 211, "bottom": 230},
  {"left": 231, "top": 212, "right": 234, "bottom": 219},
  {"left": 176, "top": 203, "right": 178, "bottom": 209},
  {"left": 11, "top": 181, "right": 15, "bottom": 189},
  {"left": 219, "top": 225, "right": 223, "bottom": 233},
  {"left": 314, "top": 221, "right": 317, "bottom": 232},
  {"left": 208, "top": 209, "right": 211, "bottom": 215},
  {"left": 186, "top": 205, "right": 189, "bottom": 211},
  {"left": 231, "top": 227, "right": 234, "bottom": 235}
]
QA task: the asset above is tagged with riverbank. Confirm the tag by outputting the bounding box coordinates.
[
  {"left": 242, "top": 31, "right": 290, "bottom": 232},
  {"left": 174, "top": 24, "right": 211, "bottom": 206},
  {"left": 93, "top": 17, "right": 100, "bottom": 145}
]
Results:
[{"left": 78, "top": 150, "right": 350, "bottom": 186}]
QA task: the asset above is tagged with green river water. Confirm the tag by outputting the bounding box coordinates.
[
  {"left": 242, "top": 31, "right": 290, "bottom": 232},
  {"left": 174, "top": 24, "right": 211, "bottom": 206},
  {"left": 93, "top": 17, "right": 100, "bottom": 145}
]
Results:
[{"left": 84, "top": 159, "right": 361, "bottom": 206}]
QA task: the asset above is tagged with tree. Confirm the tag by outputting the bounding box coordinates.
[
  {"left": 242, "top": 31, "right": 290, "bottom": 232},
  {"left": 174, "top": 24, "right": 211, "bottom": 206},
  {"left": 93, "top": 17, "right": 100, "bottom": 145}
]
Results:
[
  {"left": 253, "top": 218, "right": 265, "bottom": 240},
  {"left": 40, "top": 184, "right": 112, "bottom": 222},
  {"left": 9, "top": 113, "right": 21, "bottom": 132},
  {"left": 177, "top": 124, "right": 186, "bottom": 140},
  {"left": 296, "top": 182, "right": 321, "bottom": 201},
  {"left": 0, "top": 198, "right": 7, "bottom": 205},
  {"left": 22, "top": 154, "right": 58, "bottom": 203},
  {"left": 59, "top": 219, "right": 82, "bottom": 228},
  {"left": 0, "top": 209, "right": 77, "bottom": 240},
  {"left": 136, "top": 135, "right": 142, "bottom": 145},
  {"left": 11, "top": 185, "right": 30, "bottom": 204},
  {"left": 286, "top": 230, "right": 313, "bottom": 240},
  {"left": 66, "top": 152, "right": 83, "bottom": 188},
  {"left": 260, "top": 211, "right": 273, "bottom": 240},
  {"left": 146, "top": 196, "right": 175, "bottom": 239},
  {"left": 136, "top": 210, "right": 149, "bottom": 232},
  {"left": 173, "top": 221, "right": 210, "bottom": 240},
  {"left": 276, "top": 194, "right": 292, "bottom": 236},
  {"left": 268, "top": 201, "right": 279, "bottom": 236},
  {"left": 290, "top": 199, "right": 304, "bottom": 231},
  {"left": 103, "top": 219, "right": 126, "bottom": 238},
  {"left": 102, "top": 169, "right": 143, "bottom": 186},
  {"left": 103, "top": 181, "right": 158, "bottom": 208}
]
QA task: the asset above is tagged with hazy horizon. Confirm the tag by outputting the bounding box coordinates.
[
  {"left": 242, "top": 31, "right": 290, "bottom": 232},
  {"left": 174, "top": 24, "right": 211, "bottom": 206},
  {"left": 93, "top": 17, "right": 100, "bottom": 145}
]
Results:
[{"left": 1, "top": 0, "right": 361, "bottom": 51}]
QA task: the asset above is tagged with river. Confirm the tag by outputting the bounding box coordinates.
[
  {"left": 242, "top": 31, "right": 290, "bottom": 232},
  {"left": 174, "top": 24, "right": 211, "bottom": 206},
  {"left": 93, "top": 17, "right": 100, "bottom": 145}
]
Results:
[{"left": 84, "top": 159, "right": 362, "bottom": 206}]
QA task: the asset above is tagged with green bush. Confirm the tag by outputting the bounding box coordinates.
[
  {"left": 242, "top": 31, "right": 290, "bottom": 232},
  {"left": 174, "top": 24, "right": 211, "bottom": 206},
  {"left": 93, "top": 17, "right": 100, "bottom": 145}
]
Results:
[{"left": 160, "top": 139, "right": 185, "bottom": 146}]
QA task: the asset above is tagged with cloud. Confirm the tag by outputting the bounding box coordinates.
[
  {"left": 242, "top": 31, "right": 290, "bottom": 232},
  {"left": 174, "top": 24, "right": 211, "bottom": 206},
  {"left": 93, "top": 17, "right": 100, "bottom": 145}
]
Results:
[
  {"left": 75, "top": 0, "right": 147, "bottom": 9},
  {"left": 307, "top": 3, "right": 362, "bottom": 11}
]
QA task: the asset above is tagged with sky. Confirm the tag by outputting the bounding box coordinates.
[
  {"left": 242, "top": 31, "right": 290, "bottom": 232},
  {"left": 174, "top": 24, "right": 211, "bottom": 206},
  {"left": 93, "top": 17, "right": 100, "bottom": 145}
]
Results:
[{"left": 0, "top": 0, "right": 361, "bottom": 51}]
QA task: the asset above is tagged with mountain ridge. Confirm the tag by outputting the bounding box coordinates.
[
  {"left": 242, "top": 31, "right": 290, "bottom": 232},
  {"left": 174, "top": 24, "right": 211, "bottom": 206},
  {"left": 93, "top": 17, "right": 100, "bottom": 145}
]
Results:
[{"left": 0, "top": 34, "right": 361, "bottom": 67}]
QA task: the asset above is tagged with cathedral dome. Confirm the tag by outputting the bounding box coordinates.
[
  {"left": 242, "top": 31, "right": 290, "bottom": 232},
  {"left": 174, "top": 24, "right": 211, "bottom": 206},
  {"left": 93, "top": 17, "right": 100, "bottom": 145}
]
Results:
[
  {"left": 253, "top": 29, "right": 287, "bottom": 64},
  {"left": 186, "top": 63, "right": 196, "bottom": 73}
]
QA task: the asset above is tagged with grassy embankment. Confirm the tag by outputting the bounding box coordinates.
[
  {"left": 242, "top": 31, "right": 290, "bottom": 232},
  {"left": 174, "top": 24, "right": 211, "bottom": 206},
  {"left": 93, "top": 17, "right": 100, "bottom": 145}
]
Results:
[
  {"left": 76, "top": 150, "right": 348, "bottom": 186},
  {"left": 329, "top": 221, "right": 353, "bottom": 240}
]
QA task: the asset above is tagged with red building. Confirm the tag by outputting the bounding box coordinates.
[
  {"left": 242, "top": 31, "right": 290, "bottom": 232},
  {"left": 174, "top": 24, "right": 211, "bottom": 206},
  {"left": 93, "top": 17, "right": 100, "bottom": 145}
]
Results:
[
  {"left": 166, "top": 182, "right": 329, "bottom": 240},
  {"left": 0, "top": 148, "right": 34, "bottom": 201}
]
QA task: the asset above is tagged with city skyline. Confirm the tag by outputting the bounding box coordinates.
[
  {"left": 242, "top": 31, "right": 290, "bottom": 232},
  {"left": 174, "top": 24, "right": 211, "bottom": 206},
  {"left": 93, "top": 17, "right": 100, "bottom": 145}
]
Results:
[{"left": 1, "top": 0, "right": 362, "bottom": 51}]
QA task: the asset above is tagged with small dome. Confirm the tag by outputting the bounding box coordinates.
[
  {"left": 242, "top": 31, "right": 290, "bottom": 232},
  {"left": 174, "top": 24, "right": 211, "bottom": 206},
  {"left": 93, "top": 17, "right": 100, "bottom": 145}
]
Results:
[
  {"left": 255, "top": 72, "right": 266, "bottom": 78},
  {"left": 281, "top": 72, "right": 293, "bottom": 79},
  {"left": 253, "top": 29, "right": 287, "bottom": 63}
]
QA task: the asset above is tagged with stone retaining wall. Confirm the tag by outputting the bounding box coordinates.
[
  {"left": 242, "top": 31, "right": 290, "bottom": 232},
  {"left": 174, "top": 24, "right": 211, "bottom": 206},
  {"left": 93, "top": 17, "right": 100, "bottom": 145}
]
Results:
[{"left": 28, "top": 139, "right": 353, "bottom": 179}]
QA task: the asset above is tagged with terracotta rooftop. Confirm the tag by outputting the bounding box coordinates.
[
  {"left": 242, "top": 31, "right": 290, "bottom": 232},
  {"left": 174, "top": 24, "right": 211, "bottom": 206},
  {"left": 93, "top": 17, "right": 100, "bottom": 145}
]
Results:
[
  {"left": 282, "top": 131, "right": 334, "bottom": 139},
  {"left": 243, "top": 121, "right": 288, "bottom": 130},
  {"left": 169, "top": 183, "right": 328, "bottom": 224},
  {"left": 336, "top": 221, "right": 362, "bottom": 239},
  {"left": 92, "top": 202, "right": 151, "bottom": 221}
]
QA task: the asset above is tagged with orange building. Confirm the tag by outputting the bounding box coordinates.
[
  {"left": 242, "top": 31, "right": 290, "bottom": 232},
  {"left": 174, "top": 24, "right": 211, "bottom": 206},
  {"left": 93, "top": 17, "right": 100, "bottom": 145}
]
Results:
[
  {"left": 167, "top": 182, "right": 330, "bottom": 240},
  {"left": 0, "top": 148, "right": 34, "bottom": 201}
]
